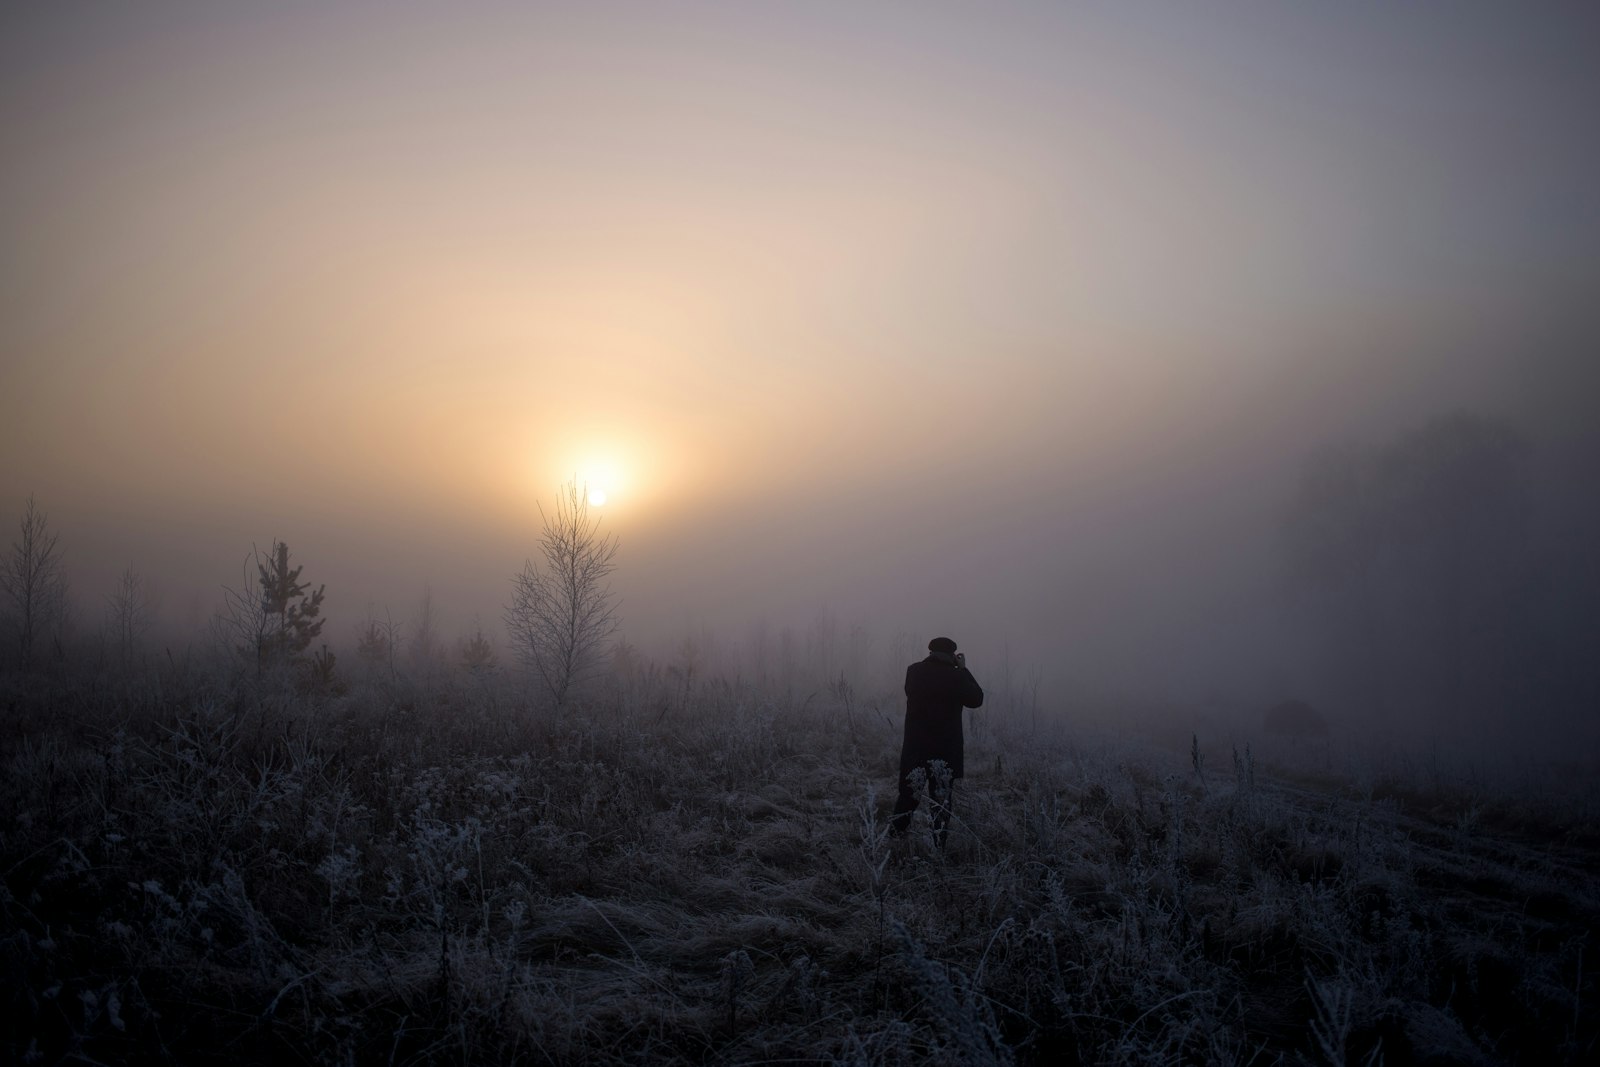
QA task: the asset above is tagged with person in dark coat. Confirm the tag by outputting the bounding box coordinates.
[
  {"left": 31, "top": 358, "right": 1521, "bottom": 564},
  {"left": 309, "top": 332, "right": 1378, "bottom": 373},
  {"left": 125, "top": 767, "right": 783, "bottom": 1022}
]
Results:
[{"left": 890, "top": 636, "right": 984, "bottom": 845}]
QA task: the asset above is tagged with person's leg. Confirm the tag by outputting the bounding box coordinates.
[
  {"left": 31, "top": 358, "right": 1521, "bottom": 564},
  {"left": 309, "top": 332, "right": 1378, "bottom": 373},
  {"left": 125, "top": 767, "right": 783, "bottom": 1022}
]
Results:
[
  {"left": 889, "top": 764, "right": 922, "bottom": 836},
  {"left": 929, "top": 777, "right": 955, "bottom": 848}
]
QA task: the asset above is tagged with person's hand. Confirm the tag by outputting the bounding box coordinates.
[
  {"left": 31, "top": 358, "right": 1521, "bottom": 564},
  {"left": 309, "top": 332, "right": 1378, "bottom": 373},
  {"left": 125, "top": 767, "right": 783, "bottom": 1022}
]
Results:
[{"left": 954, "top": 652, "right": 966, "bottom": 668}]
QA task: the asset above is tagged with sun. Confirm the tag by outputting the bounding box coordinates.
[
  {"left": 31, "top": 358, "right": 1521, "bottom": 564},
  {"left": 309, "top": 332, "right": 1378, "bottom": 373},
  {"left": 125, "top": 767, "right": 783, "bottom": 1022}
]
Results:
[
  {"left": 574, "top": 457, "right": 624, "bottom": 508},
  {"left": 538, "top": 445, "right": 630, "bottom": 511}
]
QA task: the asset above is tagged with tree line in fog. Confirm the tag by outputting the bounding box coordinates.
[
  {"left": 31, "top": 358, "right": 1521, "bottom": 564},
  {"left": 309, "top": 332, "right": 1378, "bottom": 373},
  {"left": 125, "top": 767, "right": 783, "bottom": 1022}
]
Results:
[{"left": 3, "top": 410, "right": 1596, "bottom": 742}]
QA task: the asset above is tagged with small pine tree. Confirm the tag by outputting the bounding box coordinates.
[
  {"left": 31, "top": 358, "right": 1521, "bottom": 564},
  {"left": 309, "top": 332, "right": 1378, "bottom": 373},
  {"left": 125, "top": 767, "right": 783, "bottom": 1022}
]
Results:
[
  {"left": 459, "top": 624, "right": 497, "bottom": 675},
  {"left": 255, "top": 541, "right": 326, "bottom": 668},
  {"left": 307, "top": 643, "right": 340, "bottom": 692}
]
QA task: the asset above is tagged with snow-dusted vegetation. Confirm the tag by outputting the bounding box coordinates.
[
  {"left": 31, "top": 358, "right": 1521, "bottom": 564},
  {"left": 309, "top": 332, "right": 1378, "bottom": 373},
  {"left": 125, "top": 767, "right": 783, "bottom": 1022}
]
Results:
[{"left": 4, "top": 658, "right": 1595, "bottom": 1065}]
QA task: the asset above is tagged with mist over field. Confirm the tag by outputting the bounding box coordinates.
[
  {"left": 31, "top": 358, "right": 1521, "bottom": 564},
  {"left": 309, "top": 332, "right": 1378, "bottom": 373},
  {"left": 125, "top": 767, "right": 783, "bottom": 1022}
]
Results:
[
  {"left": 3, "top": 3, "right": 1599, "bottom": 1063},
  {"left": 7, "top": 246, "right": 1599, "bottom": 759}
]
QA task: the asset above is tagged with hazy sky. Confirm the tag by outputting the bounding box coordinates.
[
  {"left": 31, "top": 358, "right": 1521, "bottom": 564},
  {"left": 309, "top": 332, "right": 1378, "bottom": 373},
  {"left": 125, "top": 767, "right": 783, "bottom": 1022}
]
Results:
[{"left": 3, "top": 2, "right": 1598, "bottom": 697}]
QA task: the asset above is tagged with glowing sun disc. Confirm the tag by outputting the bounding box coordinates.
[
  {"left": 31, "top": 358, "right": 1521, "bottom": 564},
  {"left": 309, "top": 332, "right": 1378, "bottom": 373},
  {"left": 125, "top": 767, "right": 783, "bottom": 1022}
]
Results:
[{"left": 588, "top": 488, "right": 608, "bottom": 507}]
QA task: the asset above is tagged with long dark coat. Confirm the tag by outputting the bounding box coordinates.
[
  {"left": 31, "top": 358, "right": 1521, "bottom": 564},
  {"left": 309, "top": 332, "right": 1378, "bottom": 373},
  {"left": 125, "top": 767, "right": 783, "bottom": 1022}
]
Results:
[{"left": 900, "top": 656, "right": 985, "bottom": 780}]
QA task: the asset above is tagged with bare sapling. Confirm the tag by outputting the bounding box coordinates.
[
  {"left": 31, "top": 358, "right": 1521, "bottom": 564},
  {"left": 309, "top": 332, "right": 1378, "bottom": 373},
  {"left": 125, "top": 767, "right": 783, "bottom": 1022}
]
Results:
[
  {"left": 2, "top": 494, "right": 69, "bottom": 669},
  {"left": 505, "top": 481, "right": 621, "bottom": 709}
]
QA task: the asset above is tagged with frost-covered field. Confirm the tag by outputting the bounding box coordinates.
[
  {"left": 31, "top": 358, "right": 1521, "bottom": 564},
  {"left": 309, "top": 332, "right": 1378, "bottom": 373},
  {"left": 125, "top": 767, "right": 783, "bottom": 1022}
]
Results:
[{"left": 3, "top": 665, "right": 1597, "bottom": 1065}]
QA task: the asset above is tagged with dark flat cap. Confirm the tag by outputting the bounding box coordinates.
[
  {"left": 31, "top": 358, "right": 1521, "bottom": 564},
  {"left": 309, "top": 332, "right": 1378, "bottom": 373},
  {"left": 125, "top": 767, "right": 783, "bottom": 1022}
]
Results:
[{"left": 928, "top": 636, "right": 957, "bottom": 653}]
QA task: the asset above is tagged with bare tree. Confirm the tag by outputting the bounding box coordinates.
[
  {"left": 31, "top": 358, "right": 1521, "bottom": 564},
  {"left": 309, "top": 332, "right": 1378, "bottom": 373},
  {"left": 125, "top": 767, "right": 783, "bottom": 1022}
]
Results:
[
  {"left": 355, "top": 605, "right": 401, "bottom": 680},
  {"left": 505, "top": 482, "right": 621, "bottom": 707},
  {"left": 1, "top": 495, "right": 69, "bottom": 669},
  {"left": 105, "top": 564, "right": 156, "bottom": 668},
  {"left": 408, "top": 584, "right": 439, "bottom": 675},
  {"left": 215, "top": 552, "right": 271, "bottom": 665}
]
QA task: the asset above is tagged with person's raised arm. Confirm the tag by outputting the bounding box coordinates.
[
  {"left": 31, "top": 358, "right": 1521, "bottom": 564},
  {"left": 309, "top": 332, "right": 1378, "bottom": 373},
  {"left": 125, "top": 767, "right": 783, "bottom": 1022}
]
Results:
[{"left": 957, "top": 657, "right": 984, "bottom": 709}]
